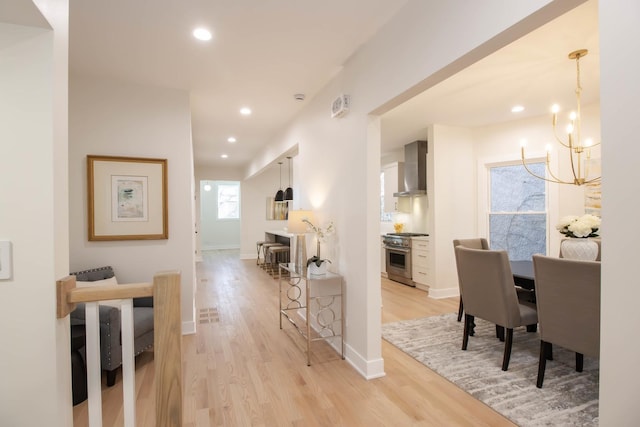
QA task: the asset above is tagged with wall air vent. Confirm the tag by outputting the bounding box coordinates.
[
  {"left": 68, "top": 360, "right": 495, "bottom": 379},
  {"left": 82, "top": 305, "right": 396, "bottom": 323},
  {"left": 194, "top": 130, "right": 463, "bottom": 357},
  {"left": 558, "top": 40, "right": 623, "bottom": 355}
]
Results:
[{"left": 331, "top": 94, "right": 350, "bottom": 118}]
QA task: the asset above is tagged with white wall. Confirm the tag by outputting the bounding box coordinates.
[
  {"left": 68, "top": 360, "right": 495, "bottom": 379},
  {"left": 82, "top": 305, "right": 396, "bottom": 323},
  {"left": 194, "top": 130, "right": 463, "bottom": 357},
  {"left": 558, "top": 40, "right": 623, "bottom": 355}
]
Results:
[
  {"left": 69, "top": 75, "right": 197, "bottom": 334},
  {"left": 599, "top": 1, "right": 640, "bottom": 424},
  {"left": 245, "top": 0, "right": 572, "bottom": 378},
  {"left": 428, "top": 125, "right": 476, "bottom": 298},
  {"left": 240, "top": 165, "right": 289, "bottom": 259},
  {"left": 0, "top": 0, "right": 71, "bottom": 424}
]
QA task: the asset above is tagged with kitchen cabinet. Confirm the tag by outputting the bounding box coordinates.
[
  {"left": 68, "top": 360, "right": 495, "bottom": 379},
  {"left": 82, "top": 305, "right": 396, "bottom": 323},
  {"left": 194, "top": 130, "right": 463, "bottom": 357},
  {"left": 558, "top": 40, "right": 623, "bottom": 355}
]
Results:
[
  {"left": 382, "top": 162, "right": 409, "bottom": 213},
  {"left": 411, "top": 236, "right": 430, "bottom": 289}
]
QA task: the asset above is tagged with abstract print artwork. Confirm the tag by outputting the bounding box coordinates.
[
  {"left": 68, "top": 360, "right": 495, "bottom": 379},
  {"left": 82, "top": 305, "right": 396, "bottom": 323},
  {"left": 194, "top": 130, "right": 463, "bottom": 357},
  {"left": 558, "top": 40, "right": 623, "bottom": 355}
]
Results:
[{"left": 112, "top": 176, "right": 148, "bottom": 221}]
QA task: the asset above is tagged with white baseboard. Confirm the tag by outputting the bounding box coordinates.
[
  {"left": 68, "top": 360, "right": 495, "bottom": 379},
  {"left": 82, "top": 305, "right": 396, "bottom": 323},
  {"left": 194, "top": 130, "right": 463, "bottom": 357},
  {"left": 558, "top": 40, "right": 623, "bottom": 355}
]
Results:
[
  {"left": 415, "top": 283, "right": 429, "bottom": 292},
  {"left": 345, "top": 343, "right": 386, "bottom": 380},
  {"left": 201, "top": 244, "right": 240, "bottom": 251},
  {"left": 182, "top": 320, "right": 196, "bottom": 335},
  {"left": 428, "top": 286, "right": 459, "bottom": 299},
  {"left": 297, "top": 311, "right": 385, "bottom": 380}
]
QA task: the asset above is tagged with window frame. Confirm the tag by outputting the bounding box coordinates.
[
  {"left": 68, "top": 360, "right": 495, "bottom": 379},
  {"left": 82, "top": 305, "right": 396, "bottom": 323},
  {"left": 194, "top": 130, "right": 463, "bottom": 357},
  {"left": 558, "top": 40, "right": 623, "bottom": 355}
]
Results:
[
  {"left": 217, "top": 182, "right": 240, "bottom": 220},
  {"left": 477, "top": 154, "right": 557, "bottom": 259}
]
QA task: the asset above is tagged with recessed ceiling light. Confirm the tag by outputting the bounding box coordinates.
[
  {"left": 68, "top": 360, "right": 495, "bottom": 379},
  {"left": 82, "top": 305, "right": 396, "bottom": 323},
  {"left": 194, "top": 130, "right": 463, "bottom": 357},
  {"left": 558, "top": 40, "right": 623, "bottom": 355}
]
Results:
[
  {"left": 193, "top": 28, "right": 212, "bottom": 41},
  {"left": 240, "top": 107, "right": 252, "bottom": 116},
  {"left": 511, "top": 105, "right": 525, "bottom": 113},
  {"left": 227, "top": 137, "right": 237, "bottom": 143},
  {"left": 221, "top": 154, "right": 228, "bottom": 159}
]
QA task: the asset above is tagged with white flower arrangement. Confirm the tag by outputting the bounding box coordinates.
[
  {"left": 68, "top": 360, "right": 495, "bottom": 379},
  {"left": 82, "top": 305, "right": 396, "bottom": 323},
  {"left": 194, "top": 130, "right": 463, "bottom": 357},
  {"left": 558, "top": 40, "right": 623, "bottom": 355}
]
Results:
[
  {"left": 302, "top": 218, "right": 335, "bottom": 266},
  {"left": 556, "top": 214, "right": 601, "bottom": 238}
]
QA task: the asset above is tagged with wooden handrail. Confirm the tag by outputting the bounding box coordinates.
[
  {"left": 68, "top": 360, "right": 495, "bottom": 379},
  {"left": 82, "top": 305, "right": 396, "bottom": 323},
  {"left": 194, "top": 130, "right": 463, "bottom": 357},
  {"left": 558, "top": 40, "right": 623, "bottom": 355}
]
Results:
[
  {"left": 56, "top": 276, "right": 153, "bottom": 317},
  {"left": 56, "top": 271, "right": 183, "bottom": 426},
  {"left": 69, "top": 282, "right": 153, "bottom": 303}
]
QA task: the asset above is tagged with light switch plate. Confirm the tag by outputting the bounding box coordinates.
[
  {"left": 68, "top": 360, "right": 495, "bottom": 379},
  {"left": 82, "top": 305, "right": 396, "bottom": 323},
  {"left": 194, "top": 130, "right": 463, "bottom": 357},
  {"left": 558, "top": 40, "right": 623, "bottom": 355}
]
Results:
[{"left": 0, "top": 241, "right": 12, "bottom": 280}]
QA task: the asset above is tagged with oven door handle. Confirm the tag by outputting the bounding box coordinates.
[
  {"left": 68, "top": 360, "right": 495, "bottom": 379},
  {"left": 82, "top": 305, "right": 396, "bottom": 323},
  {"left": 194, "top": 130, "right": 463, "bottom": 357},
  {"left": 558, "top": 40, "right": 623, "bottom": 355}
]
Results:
[{"left": 384, "top": 246, "right": 410, "bottom": 253}]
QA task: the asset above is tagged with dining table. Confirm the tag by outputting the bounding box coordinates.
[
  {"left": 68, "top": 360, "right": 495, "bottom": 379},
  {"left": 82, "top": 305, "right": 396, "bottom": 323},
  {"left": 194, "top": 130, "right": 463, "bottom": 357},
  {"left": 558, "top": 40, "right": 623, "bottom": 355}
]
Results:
[
  {"left": 510, "top": 260, "right": 535, "bottom": 290},
  {"left": 510, "top": 260, "right": 537, "bottom": 332}
]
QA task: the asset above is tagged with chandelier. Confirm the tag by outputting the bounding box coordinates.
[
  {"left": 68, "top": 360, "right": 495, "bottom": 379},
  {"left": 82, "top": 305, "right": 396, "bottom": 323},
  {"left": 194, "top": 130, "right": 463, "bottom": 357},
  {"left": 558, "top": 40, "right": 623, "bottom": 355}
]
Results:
[{"left": 521, "top": 49, "right": 601, "bottom": 186}]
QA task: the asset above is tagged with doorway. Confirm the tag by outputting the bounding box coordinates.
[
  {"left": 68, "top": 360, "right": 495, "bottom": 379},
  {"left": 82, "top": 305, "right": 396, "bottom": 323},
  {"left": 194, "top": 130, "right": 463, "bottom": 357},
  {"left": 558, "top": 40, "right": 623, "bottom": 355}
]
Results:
[{"left": 199, "top": 180, "right": 241, "bottom": 250}]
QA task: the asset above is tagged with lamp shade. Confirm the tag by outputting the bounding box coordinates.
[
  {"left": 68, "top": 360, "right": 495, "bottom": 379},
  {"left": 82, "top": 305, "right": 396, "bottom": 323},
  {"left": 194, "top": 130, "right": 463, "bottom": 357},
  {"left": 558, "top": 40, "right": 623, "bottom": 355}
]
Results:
[
  {"left": 287, "top": 210, "right": 315, "bottom": 235},
  {"left": 284, "top": 156, "right": 293, "bottom": 200},
  {"left": 284, "top": 187, "right": 293, "bottom": 200}
]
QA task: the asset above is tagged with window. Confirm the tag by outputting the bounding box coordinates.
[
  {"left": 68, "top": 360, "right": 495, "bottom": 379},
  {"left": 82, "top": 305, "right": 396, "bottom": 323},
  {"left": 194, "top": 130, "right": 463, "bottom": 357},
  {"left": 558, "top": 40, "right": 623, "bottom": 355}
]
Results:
[
  {"left": 217, "top": 183, "right": 240, "bottom": 219},
  {"left": 380, "top": 171, "right": 392, "bottom": 222},
  {"left": 488, "top": 163, "right": 546, "bottom": 260}
]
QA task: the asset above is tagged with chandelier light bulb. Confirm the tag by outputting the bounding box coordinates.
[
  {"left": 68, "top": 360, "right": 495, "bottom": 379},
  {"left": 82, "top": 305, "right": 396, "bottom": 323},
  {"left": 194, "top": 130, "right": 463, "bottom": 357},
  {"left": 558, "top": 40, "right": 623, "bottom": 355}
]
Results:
[
  {"left": 545, "top": 143, "right": 553, "bottom": 153},
  {"left": 551, "top": 104, "right": 560, "bottom": 114},
  {"left": 584, "top": 138, "right": 593, "bottom": 147},
  {"left": 566, "top": 124, "right": 574, "bottom": 134},
  {"left": 519, "top": 139, "right": 527, "bottom": 148},
  {"left": 569, "top": 111, "right": 577, "bottom": 121}
]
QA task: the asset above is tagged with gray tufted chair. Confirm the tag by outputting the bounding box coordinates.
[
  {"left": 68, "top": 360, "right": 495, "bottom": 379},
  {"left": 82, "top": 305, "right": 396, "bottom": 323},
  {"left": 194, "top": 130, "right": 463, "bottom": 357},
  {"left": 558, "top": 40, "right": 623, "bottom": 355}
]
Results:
[{"left": 69, "top": 266, "right": 154, "bottom": 386}]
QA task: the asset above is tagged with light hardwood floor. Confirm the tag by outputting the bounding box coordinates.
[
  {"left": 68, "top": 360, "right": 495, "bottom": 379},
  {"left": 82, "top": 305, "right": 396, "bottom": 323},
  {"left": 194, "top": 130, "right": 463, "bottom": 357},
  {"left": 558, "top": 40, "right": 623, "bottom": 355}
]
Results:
[{"left": 73, "top": 250, "right": 515, "bottom": 426}]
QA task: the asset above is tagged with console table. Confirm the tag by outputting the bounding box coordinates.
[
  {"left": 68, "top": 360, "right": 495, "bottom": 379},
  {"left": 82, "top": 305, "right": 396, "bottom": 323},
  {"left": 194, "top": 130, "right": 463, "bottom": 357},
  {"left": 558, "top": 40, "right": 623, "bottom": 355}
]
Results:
[{"left": 278, "top": 263, "right": 344, "bottom": 366}]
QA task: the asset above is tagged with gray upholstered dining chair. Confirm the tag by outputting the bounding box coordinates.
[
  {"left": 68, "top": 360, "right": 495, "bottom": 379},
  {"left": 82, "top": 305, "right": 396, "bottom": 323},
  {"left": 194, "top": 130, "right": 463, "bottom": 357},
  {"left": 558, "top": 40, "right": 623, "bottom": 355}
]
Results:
[
  {"left": 454, "top": 246, "right": 538, "bottom": 371},
  {"left": 453, "top": 238, "right": 534, "bottom": 323},
  {"left": 453, "top": 238, "right": 490, "bottom": 322},
  {"left": 532, "top": 255, "right": 600, "bottom": 388}
]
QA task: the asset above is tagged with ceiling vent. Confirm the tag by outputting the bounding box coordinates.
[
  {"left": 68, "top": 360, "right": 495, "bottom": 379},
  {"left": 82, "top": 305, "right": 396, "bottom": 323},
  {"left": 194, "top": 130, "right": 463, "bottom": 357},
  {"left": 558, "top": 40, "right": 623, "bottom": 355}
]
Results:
[{"left": 331, "top": 94, "right": 350, "bottom": 118}]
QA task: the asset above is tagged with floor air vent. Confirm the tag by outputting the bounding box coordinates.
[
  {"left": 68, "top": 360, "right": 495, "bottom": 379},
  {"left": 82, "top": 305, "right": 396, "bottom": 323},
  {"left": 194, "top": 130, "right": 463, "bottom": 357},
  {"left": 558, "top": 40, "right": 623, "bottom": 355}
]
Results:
[{"left": 198, "top": 307, "right": 219, "bottom": 324}]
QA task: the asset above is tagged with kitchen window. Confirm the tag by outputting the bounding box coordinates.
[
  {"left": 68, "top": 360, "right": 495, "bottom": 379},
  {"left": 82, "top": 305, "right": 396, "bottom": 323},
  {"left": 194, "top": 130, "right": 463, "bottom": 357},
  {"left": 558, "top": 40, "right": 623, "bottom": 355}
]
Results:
[
  {"left": 380, "top": 171, "right": 392, "bottom": 222},
  {"left": 487, "top": 162, "right": 547, "bottom": 260}
]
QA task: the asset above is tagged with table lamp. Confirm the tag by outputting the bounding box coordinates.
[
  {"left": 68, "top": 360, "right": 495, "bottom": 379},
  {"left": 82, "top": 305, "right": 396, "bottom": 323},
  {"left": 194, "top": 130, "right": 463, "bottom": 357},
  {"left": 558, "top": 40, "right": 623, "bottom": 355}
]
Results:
[{"left": 287, "top": 210, "right": 315, "bottom": 269}]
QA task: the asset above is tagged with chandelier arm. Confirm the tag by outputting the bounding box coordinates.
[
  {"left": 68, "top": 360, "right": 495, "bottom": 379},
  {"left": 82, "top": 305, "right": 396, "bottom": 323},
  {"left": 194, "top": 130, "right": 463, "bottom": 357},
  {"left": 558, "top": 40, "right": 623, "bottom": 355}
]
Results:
[
  {"left": 552, "top": 125, "right": 572, "bottom": 149},
  {"left": 521, "top": 157, "right": 571, "bottom": 185},
  {"left": 584, "top": 176, "right": 602, "bottom": 184},
  {"left": 544, "top": 161, "right": 570, "bottom": 184}
]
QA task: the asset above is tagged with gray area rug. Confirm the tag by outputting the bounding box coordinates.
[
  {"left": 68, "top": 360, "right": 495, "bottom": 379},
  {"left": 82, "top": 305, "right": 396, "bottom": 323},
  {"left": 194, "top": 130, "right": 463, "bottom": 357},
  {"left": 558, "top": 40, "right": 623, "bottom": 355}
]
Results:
[{"left": 381, "top": 314, "right": 599, "bottom": 426}]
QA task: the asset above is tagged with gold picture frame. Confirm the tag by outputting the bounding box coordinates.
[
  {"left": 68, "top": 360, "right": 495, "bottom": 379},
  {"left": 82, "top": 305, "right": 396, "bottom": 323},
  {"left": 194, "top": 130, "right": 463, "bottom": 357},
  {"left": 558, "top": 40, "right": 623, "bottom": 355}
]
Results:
[{"left": 87, "top": 155, "right": 168, "bottom": 241}]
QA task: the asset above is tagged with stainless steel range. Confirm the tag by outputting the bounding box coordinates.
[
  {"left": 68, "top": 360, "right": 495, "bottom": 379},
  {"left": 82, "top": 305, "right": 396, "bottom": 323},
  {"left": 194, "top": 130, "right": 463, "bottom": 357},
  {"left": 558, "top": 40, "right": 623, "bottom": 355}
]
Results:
[{"left": 383, "top": 232, "right": 429, "bottom": 286}]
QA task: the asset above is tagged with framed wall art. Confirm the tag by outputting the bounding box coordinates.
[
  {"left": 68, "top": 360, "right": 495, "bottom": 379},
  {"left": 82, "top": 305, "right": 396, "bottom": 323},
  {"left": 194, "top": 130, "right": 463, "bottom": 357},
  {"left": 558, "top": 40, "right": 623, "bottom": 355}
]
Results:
[{"left": 87, "top": 155, "right": 168, "bottom": 241}]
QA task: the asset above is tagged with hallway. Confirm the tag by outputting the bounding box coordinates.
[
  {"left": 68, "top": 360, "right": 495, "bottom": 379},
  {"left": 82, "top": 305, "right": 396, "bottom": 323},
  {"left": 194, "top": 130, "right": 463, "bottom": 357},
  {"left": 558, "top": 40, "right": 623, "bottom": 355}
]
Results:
[{"left": 74, "top": 250, "right": 513, "bottom": 426}]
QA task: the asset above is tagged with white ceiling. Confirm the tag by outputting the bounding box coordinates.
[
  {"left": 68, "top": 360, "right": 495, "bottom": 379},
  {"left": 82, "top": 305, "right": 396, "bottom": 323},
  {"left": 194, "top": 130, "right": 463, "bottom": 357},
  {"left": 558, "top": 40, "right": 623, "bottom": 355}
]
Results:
[
  {"left": 381, "top": 1, "right": 599, "bottom": 154},
  {"left": 69, "top": 0, "right": 410, "bottom": 168},
  {"left": 69, "top": 0, "right": 598, "bottom": 169}
]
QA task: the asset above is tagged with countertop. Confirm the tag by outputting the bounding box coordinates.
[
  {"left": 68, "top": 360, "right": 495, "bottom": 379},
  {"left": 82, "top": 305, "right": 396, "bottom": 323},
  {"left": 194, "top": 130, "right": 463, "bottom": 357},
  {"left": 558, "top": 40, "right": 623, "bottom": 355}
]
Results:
[{"left": 266, "top": 230, "right": 294, "bottom": 238}]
